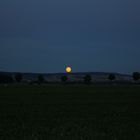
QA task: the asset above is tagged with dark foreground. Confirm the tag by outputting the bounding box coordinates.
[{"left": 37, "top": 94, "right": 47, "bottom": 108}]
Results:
[{"left": 0, "top": 85, "right": 140, "bottom": 140}]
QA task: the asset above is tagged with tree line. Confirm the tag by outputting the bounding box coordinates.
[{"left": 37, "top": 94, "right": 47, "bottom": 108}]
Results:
[{"left": 0, "top": 72, "right": 139, "bottom": 84}]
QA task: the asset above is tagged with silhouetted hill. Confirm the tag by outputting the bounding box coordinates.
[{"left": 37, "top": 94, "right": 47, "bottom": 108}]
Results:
[{"left": 0, "top": 71, "right": 132, "bottom": 83}]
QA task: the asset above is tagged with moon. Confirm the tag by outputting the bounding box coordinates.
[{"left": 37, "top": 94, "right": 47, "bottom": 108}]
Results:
[{"left": 66, "top": 67, "right": 72, "bottom": 73}]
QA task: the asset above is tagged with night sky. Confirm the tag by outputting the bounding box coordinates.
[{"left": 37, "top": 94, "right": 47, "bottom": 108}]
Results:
[{"left": 0, "top": 0, "right": 140, "bottom": 74}]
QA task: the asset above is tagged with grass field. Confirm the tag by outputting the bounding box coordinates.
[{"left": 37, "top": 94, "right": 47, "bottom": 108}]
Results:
[{"left": 0, "top": 85, "right": 140, "bottom": 139}]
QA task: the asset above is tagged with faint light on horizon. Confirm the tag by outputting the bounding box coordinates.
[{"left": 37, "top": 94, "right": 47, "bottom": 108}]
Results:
[{"left": 66, "top": 66, "right": 72, "bottom": 73}]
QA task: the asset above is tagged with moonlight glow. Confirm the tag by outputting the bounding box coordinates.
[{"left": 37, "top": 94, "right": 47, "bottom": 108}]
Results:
[{"left": 66, "top": 67, "right": 72, "bottom": 73}]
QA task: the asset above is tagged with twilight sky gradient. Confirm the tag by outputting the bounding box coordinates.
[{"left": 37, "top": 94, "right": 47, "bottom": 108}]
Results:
[{"left": 0, "top": 0, "right": 140, "bottom": 74}]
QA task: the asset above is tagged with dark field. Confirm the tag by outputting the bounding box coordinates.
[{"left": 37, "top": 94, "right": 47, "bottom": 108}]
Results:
[{"left": 0, "top": 85, "right": 140, "bottom": 139}]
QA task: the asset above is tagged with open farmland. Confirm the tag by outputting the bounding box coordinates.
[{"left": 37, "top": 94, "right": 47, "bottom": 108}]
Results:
[{"left": 0, "top": 85, "right": 140, "bottom": 139}]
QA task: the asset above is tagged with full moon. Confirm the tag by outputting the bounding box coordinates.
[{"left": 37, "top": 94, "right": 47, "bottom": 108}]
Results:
[{"left": 66, "top": 67, "right": 72, "bottom": 73}]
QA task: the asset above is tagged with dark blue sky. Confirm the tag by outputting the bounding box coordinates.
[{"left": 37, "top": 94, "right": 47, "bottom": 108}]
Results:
[{"left": 0, "top": 0, "right": 140, "bottom": 74}]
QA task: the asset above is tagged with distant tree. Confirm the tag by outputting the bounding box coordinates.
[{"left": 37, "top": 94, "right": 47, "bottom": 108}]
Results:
[
  {"left": 0, "top": 74, "right": 13, "bottom": 84},
  {"left": 61, "top": 75, "right": 68, "bottom": 83},
  {"left": 108, "top": 74, "right": 116, "bottom": 81},
  {"left": 15, "top": 73, "right": 23, "bottom": 83},
  {"left": 84, "top": 74, "right": 92, "bottom": 84},
  {"left": 133, "top": 72, "right": 140, "bottom": 81},
  {"left": 38, "top": 74, "right": 45, "bottom": 83}
]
